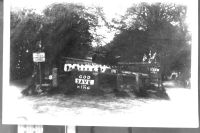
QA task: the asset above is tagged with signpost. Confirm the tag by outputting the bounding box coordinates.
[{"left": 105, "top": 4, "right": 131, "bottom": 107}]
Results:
[{"left": 33, "top": 52, "right": 45, "bottom": 90}]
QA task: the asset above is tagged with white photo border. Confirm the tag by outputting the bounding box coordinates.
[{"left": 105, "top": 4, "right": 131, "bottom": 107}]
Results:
[{"left": 3, "top": 0, "right": 199, "bottom": 127}]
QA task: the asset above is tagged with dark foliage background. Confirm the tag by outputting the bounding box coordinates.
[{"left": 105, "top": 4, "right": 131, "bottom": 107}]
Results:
[
  {"left": 105, "top": 3, "right": 191, "bottom": 80},
  {"left": 10, "top": 3, "right": 102, "bottom": 80},
  {"left": 10, "top": 2, "right": 191, "bottom": 82}
]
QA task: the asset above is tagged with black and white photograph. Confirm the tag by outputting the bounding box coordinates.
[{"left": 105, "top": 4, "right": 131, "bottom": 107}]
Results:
[{"left": 2, "top": 0, "right": 198, "bottom": 127}]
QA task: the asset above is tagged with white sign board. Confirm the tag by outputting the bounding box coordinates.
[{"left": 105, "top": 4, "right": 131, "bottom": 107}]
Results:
[
  {"left": 75, "top": 78, "right": 94, "bottom": 85},
  {"left": 33, "top": 52, "right": 45, "bottom": 62},
  {"left": 75, "top": 74, "right": 95, "bottom": 90}
]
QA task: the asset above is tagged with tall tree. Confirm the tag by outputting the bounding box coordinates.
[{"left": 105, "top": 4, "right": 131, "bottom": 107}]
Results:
[
  {"left": 41, "top": 3, "right": 93, "bottom": 66},
  {"left": 10, "top": 3, "right": 106, "bottom": 80},
  {"left": 108, "top": 3, "right": 190, "bottom": 77},
  {"left": 10, "top": 9, "right": 43, "bottom": 80}
]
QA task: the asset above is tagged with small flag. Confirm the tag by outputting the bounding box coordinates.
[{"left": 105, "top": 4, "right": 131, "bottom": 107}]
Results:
[
  {"left": 150, "top": 52, "right": 157, "bottom": 60},
  {"left": 149, "top": 50, "right": 152, "bottom": 57},
  {"left": 142, "top": 54, "right": 147, "bottom": 62}
]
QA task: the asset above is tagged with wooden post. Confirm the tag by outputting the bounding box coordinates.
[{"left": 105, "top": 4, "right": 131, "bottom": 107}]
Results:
[
  {"left": 39, "top": 62, "right": 42, "bottom": 89},
  {"left": 135, "top": 74, "right": 140, "bottom": 92},
  {"left": 52, "top": 68, "right": 58, "bottom": 87},
  {"left": 145, "top": 76, "right": 150, "bottom": 86},
  {"left": 117, "top": 74, "right": 122, "bottom": 91},
  {"left": 94, "top": 73, "right": 99, "bottom": 90},
  {"left": 158, "top": 72, "right": 163, "bottom": 90}
]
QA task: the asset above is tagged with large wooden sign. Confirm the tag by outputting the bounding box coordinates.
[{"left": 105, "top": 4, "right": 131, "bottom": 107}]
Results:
[
  {"left": 33, "top": 52, "right": 45, "bottom": 62},
  {"left": 75, "top": 74, "right": 95, "bottom": 90}
]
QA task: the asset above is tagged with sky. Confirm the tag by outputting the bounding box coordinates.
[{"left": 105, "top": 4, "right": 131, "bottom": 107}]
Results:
[
  {"left": 10, "top": 0, "right": 195, "bottom": 17},
  {"left": 11, "top": 0, "right": 135, "bottom": 17},
  {"left": 10, "top": 0, "right": 132, "bottom": 46}
]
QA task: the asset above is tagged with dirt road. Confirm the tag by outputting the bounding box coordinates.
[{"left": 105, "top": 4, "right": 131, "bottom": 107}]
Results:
[{"left": 3, "top": 81, "right": 198, "bottom": 127}]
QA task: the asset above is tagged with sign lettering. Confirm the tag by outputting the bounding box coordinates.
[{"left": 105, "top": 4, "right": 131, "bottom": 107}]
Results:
[
  {"left": 33, "top": 52, "right": 45, "bottom": 62},
  {"left": 75, "top": 79, "right": 94, "bottom": 85},
  {"left": 75, "top": 74, "right": 94, "bottom": 90}
]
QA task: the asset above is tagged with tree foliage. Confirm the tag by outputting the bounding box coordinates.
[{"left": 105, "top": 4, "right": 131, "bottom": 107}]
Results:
[
  {"left": 107, "top": 3, "right": 190, "bottom": 77},
  {"left": 10, "top": 3, "right": 105, "bottom": 80},
  {"left": 41, "top": 3, "right": 93, "bottom": 65},
  {"left": 10, "top": 2, "right": 191, "bottom": 81},
  {"left": 10, "top": 9, "right": 43, "bottom": 80}
]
